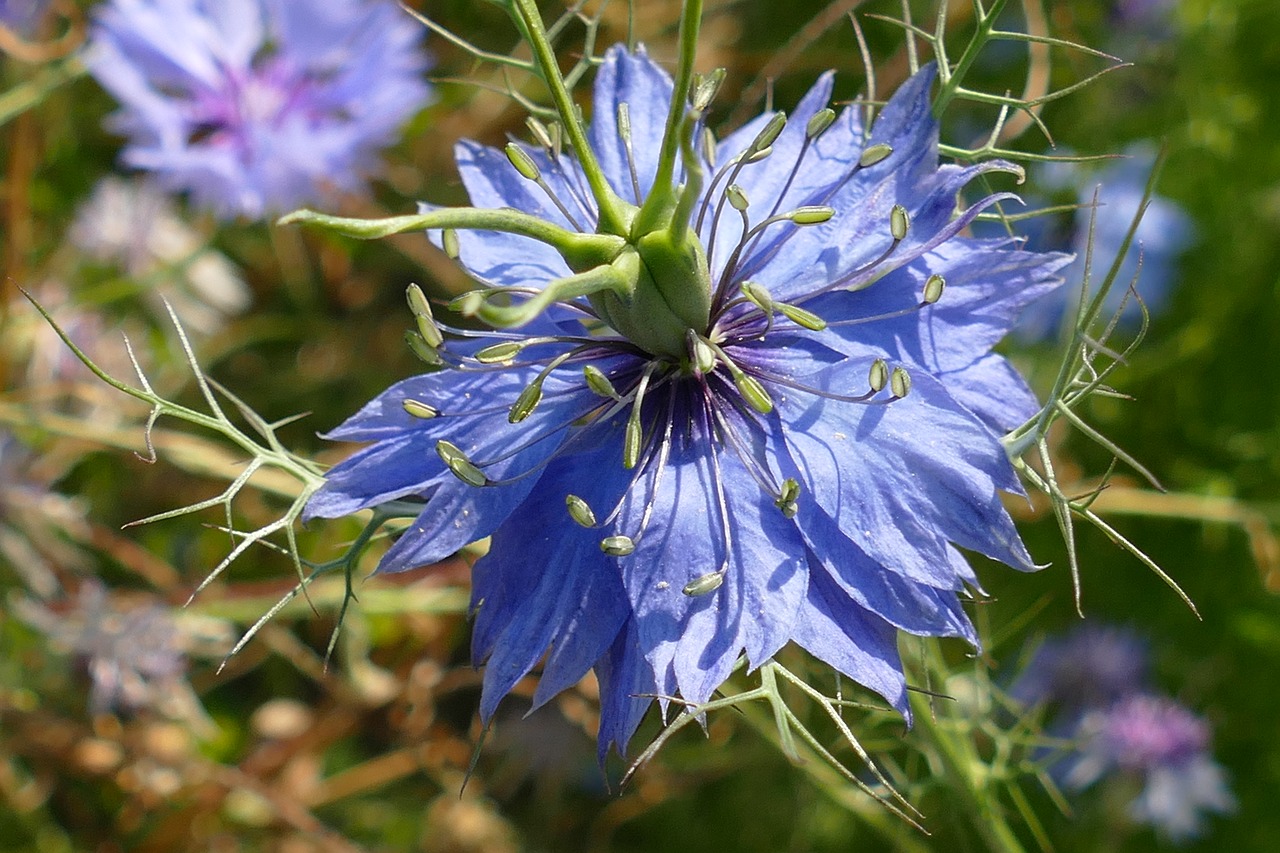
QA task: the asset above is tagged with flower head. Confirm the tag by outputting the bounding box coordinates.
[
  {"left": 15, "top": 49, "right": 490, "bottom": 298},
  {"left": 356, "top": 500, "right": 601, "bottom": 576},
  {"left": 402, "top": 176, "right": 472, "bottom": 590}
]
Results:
[
  {"left": 1012, "top": 623, "right": 1150, "bottom": 711},
  {"left": 1064, "top": 695, "right": 1235, "bottom": 842},
  {"left": 86, "top": 0, "right": 432, "bottom": 219},
  {"left": 307, "top": 46, "right": 1069, "bottom": 757}
]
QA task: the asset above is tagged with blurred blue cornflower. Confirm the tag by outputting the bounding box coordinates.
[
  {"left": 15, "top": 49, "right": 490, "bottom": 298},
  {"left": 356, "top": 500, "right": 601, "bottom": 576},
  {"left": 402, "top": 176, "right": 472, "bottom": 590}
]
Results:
[
  {"left": 1064, "top": 695, "right": 1236, "bottom": 842},
  {"left": 307, "top": 47, "right": 1070, "bottom": 756},
  {"left": 85, "top": 0, "right": 432, "bottom": 219},
  {"left": 998, "top": 145, "right": 1193, "bottom": 340},
  {"left": 1012, "top": 623, "right": 1149, "bottom": 711}
]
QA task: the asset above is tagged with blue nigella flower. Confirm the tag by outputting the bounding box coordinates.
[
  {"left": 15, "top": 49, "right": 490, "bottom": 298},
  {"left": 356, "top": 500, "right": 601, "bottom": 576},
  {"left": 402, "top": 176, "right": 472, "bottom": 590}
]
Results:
[
  {"left": 1064, "top": 694, "right": 1235, "bottom": 843},
  {"left": 86, "top": 0, "right": 432, "bottom": 219},
  {"left": 305, "top": 44, "right": 1070, "bottom": 757},
  {"left": 1011, "top": 623, "right": 1150, "bottom": 711}
]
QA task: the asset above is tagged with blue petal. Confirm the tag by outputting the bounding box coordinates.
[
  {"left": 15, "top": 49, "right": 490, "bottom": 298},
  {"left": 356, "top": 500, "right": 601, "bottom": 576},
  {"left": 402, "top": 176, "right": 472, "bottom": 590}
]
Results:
[
  {"left": 587, "top": 44, "right": 675, "bottom": 204},
  {"left": 594, "top": 617, "right": 660, "bottom": 760},
  {"left": 791, "top": 566, "right": 910, "bottom": 715}
]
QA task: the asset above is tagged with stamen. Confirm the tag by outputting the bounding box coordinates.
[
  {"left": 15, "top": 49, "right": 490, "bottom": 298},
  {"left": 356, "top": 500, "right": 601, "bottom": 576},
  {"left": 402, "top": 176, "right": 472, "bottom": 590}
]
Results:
[
  {"left": 922, "top": 273, "right": 946, "bottom": 305},
  {"left": 474, "top": 341, "right": 525, "bottom": 364},
  {"left": 682, "top": 570, "right": 726, "bottom": 596},
  {"left": 774, "top": 477, "right": 801, "bottom": 518},
  {"left": 584, "top": 364, "right": 625, "bottom": 401},
  {"left": 402, "top": 399, "right": 440, "bottom": 419},
  {"left": 600, "top": 535, "right": 635, "bottom": 556},
  {"left": 405, "top": 331, "right": 443, "bottom": 366},
  {"left": 566, "top": 493, "right": 597, "bottom": 527},
  {"left": 859, "top": 143, "right": 894, "bottom": 167},
  {"left": 890, "top": 366, "right": 912, "bottom": 399},
  {"left": 623, "top": 362, "right": 662, "bottom": 469},
  {"left": 442, "top": 228, "right": 460, "bottom": 259},
  {"left": 868, "top": 358, "right": 889, "bottom": 392},
  {"left": 687, "top": 330, "right": 718, "bottom": 376},
  {"left": 617, "top": 103, "right": 643, "bottom": 204},
  {"left": 436, "top": 440, "right": 489, "bottom": 487},
  {"left": 890, "top": 204, "right": 910, "bottom": 241},
  {"left": 508, "top": 382, "right": 543, "bottom": 423},
  {"left": 806, "top": 108, "right": 837, "bottom": 139},
  {"left": 505, "top": 141, "right": 585, "bottom": 231},
  {"left": 690, "top": 68, "right": 727, "bottom": 111}
]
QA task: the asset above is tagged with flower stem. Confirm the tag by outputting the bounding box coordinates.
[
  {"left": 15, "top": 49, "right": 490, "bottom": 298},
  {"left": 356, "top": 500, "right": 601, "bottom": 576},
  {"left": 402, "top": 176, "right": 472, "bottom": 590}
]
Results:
[
  {"left": 508, "top": 0, "right": 629, "bottom": 236},
  {"left": 634, "top": 0, "right": 704, "bottom": 236}
]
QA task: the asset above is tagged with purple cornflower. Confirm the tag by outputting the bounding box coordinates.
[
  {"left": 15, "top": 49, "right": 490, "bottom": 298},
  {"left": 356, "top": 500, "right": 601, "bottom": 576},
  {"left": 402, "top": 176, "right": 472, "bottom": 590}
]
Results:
[
  {"left": 18, "top": 582, "right": 189, "bottom": 715},
  {"left": 306, "top": 46, "right": 1069, "bottom": 757},
  {"left": 1065, "top": 695, "right": 1235, "bottom": 842},
  {"left": 86, "top": 0, "right": 432, "bottom": 219},
  {"left": 1011, "top": 624, "right": 1149, "bottom": 711}
]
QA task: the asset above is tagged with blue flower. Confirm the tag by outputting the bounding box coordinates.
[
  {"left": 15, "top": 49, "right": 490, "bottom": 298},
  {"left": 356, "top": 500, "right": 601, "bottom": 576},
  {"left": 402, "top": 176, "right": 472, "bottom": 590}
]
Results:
[
  {"left": 307, "top": 46, "right": 1070, "bottom": 757},
  {"left": 86, "top": 0, "right": 432, "bottom": 219},
  {"left": 0, "top": 0, "right": 48, "bottom": 37},
  {"left": 1064, "top": 695, "right": 1235, "bottom": 842},
  {"left": 1011, "top": 624, "right": 1150, "bottom": 711}
]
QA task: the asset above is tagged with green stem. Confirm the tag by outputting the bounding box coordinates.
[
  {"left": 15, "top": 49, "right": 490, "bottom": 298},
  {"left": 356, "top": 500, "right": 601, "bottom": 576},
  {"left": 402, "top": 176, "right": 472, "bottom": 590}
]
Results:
[
  {"left": 278, "top": 207, "right": 623, "bottom": 271},
  {"left": 912, "top": 644, "right": 1029, "bottom": 853},
  {"left": 508, "top": 0, "right": 629, "bottom": 235},
  {"left": 932, "top": 0, "right": 1010, "bottom": 118},
  {"left": 634, "top": 0, "right": 704, "bottom": 236}
]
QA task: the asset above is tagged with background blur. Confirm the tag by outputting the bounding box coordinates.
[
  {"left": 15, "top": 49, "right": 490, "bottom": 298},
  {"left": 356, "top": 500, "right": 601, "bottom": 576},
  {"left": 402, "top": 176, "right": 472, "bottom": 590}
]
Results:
[{"left": 1, "top": 1, "right": 1278, "bottom": 850}]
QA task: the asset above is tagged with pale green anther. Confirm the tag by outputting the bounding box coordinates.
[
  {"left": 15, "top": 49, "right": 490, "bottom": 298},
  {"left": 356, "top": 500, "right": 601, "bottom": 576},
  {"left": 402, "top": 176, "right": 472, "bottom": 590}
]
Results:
[
  {"left": 682, "top": 570, "right": 725, "bottom": 596},
  {"left": 616, "top": 103, "right": 632, "bottom": 140},
  {"left": 583, "top": 364, "right": 622, "bottom": 399},
  {"left": 600, "top": 535, "right": 635, "bottom": 557},
  {"left": 623, "top": 415, "right": 642, "bottom": 469},
  {"left": 700, "top": 127, "right": 717, "bottom": 167},
  {"left": 755, "top": 111, "right": 787, "bottom": 151},
  {"left": 442, "top": 228, "right": 460, "bottom": 259},
  {"left": 405, "top": 331, "right": 442, "bottom": 366},
  {"left": 405, "top": 282, "right": 431, "bottom": 317},
  {"left": 565, "top": 494, "right": 597, "bottom": 528},
  {"left": 890, "top": 204, "right": 910, "bottom": 241},
  {"left": 691, "top": 68, "right": 726, "bottom": 111},
  {"left": 436, "top": 440, "right": 487, "bottom": 487},
  {"left": 806, "top": 107, "right": 837, "bottom": 139},
  {"left": 868, "top": 358, "right": 889, "bottom": 392},
  {"left": 741, "top": 280, "right": 771, "bottom": 310},
  {"left": 402, "top": 399, "right": 439, "bottom": 419},
  {"left": 922, "top": 273, "right": 946, "bottom": 305},
  {"left": 776, "top": 302, "right": 827, "bottom": 331},
  {"left": 859, "top": 143, "right": 893, "bottom": 167},
  {"left": 788, "top": 206, "right": 835, "bottom": 225},
  {"left": 735, "top": 373, "right": 774, "bottom": 414},
  {"left": 691, "top": 335, "right": 718, "bottom": 375},
  {"left": 746, "top": 145, "right": 773, "bottom": 163},
  {"left": 505, "top": 142, "right": 541, "bottom": 181},
  {"left": 450, "top": 290, "right": 484, "bottom": 316},
  {"left": 890, "top": 366, "right": 912, "bottom": 399},
  {"left": 526, "top": 116, "right": 553, "bottom": 150},
  {"left": 773, "top": 477, "right": 801, "bottom": 518},
  {"left": 474, "top": 341, "right": 523, "bottom": 364},
  {"left": 727, "top": 184, "right": 749, "bottom": 212},
  {"left": 508, "top": 381, "right": 543, "bottom": 423}
]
